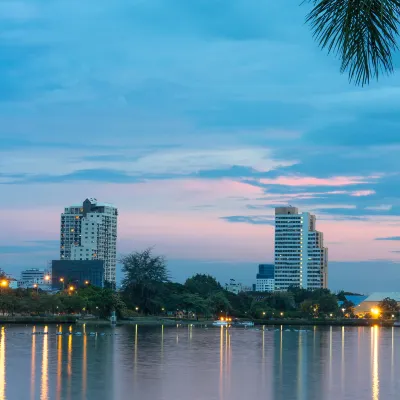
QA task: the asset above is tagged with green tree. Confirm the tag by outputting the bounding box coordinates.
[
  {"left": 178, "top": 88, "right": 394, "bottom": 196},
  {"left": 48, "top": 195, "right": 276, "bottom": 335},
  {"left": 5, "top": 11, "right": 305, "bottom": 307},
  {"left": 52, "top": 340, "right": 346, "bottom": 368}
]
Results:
[
  {"left": 121, "top": 248, "right": 169, "bottom": 314},
  {"left": 207, "top": 292, "right": 232, "bottom": 316},
  {"left": 379, "top": 297, "right": 399, "bottom": 312},
  {"left": 318, "top": 294, "right": 339, "bottom": 313},
  {"left": 184, "top": 274, "right": 223, "bottom": 297},
  {"left": 305, "top": 0, "right": 400, "bottom": 85}
]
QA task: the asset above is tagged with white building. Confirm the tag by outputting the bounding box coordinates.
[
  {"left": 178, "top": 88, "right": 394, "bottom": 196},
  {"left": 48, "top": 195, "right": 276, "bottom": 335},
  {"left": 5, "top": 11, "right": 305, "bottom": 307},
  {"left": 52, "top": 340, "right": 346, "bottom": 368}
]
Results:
[
  {"left": 274, "top": 207, "right": 328, "bottom": 291},
  {"left": 60, "top": 198, "right": 118, "bottom": 286},
  {"left": 226, "top": 279, "right": 249, "bottom": 294},
  {"left": 256, "top": 264, "right": 275, "bottom": 292},
  {"left": 18, "top": 268, "right": 51, "bottom": 290}
]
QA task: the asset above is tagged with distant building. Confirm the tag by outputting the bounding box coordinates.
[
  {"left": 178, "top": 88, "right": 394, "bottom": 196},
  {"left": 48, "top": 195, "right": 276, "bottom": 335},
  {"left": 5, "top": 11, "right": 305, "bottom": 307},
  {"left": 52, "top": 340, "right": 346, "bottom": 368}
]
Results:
[
  {"left": 18, "top": 268, "right": 51, "bottom": 290},
  {"left": 256, "top": 264, "right": 275, "bottom": 292},
  {"left": 60, "top": 198, "right": 118, "bottom": 286},
  {"left": 355, "top": 292, "right": 400, "bottom": 316},
  {"left": 51, "top": 260, "right": 104, "bottom": 289},
  {"left": 274, "top": 206, "right": 328, "bottom": 291},
  {"left": 225, "top": 279, "right": 244, "bottom": 295}
]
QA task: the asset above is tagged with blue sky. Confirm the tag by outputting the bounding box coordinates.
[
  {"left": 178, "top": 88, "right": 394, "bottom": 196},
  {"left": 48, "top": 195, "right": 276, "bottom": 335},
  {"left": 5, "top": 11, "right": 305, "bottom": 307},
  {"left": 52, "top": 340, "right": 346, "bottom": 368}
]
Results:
[{"left": 1, "top": 0, "right": 400, "bottom": 293}]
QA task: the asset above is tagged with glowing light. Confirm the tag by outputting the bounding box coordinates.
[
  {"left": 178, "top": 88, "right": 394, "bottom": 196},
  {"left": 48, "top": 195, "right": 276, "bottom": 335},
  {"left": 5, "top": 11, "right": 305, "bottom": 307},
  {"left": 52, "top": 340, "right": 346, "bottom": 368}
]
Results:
[
  {"left": 44, "top": 275, "right": 50, "bottom": 281},
  {"left": 59, "top": 278, "right": 64, "bottom": 282},
  {"left": 371, "top": 308, "right": 380, "bottom": 316},
  {"left": 84, "top": 280, "right": 89, "bottom": 285},
  {"left": 68, "top": 286, "right": 74, "bottom": 292},
  {"left": 220, "top": 317, "right": 225, "bottom": 321},
  {"left": 0, "top": 280, "right": 8, "bottom": 288}
]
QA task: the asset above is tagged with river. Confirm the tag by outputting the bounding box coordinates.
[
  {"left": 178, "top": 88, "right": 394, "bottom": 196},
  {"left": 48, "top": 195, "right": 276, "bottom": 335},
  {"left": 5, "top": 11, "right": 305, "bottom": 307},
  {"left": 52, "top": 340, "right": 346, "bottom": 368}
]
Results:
[{"left": 0, "top": 324, "right": 398, "bottom": 399}]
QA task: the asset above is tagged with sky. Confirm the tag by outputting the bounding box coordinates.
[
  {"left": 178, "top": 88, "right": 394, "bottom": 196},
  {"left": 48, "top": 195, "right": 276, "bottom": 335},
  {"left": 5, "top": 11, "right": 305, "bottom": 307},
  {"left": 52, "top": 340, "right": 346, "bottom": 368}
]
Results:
[{"left": 0, "top": 0, "right": 400, "bottom": 293}]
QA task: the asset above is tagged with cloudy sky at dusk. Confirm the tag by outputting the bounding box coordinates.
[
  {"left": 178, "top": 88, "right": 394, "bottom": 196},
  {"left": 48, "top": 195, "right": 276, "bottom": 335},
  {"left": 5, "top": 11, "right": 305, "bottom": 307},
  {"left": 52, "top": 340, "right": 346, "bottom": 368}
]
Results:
[{"left": 1, "top": 0, "right": 400, "bottom": 293}]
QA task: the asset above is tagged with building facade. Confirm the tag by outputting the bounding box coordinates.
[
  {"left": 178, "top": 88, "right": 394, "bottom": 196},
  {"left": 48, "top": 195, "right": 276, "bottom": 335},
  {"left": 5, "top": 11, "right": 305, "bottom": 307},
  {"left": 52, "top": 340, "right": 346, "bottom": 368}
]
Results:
[
  {"left": 225, "top": 279, "right": 243, "bottom": 295},
  {"left": 18, "top": 268, "right": 51, "bottom": 290},
  {"left": 256, "top": 264, "right": 275, "bottom": 292},
  {"left": 60, "top": 198, "right": 118, "bottom": 286},
  {"left": 51, "top": 260, "right": 104, "bottom": 289},
  {"left": 274, "top": 207, "right": 328, "bottom": 291}
]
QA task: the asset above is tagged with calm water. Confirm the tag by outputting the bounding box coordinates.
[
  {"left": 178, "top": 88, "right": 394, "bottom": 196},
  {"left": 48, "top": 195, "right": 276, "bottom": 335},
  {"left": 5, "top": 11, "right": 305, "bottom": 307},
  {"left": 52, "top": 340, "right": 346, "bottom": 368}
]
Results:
[{"left": 0, "top": 324, "right": 398, "bottom": 399}]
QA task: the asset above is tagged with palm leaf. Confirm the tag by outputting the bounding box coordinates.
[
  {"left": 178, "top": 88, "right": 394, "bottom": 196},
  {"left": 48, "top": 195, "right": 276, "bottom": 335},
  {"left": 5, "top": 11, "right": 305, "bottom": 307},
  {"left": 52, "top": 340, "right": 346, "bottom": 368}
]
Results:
[{"left": 304, "top": 0, "right": 400, "bottom": 85}]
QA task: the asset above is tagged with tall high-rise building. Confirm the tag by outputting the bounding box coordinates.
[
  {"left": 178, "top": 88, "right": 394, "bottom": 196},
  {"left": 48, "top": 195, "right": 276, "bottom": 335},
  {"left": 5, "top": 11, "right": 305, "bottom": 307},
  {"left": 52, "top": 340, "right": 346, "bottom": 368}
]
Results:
[
  {"left": 274, "top": 206, "right": 328, "bottom": 291},
  {"left": 60, "top": 198, "right": 118, "bottom": 285}
]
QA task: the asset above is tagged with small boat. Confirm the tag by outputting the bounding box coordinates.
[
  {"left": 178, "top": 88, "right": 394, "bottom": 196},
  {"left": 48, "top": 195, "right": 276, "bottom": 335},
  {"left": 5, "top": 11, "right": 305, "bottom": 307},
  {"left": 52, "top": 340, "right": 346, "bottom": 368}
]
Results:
[
  {"left": 74, "top": 332, "right": 82, "bottom": 336},
  {"left": 89, "top": 332, "right": 96, "bottom": 336},
  {"left": 212, "top": 320, "right": 228, "bottom": 327},
  {"left": 233, "top": 321, "right": 254, "bottom": 327}
]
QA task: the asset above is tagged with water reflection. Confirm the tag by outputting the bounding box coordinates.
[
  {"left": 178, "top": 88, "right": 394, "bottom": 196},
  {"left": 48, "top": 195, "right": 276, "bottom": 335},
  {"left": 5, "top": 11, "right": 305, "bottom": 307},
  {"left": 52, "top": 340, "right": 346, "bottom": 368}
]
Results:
[
  {"left": 1, "top": 324, "right": 398, "bottom": 400},
  {"left": 67, "top": 332, "right": 72, "bottom": 399},
  {"left": 372, "top": 326, "right": 379, "bottom": 400},
  {"left": 0, "top": 327, "right": 5, "bottom": 400},
  {"left": 56, "top": 330, "right": 62, "bottom": 400},
  {"left": 31, "top": 326, "right": 36, "bottom": 400},
  {"left": 82, "top": 333, "right": 87, "bottom": 400}
]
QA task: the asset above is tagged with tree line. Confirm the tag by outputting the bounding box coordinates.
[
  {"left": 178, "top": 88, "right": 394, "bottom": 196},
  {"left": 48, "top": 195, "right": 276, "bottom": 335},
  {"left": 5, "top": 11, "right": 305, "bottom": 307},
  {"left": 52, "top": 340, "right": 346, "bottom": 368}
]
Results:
[{"left": 1, "top": 248, "right": 397, "bottom": 320}]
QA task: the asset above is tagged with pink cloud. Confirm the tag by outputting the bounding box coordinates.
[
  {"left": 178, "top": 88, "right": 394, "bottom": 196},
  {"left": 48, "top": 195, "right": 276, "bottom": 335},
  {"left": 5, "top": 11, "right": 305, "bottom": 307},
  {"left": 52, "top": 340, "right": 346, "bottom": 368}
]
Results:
[
  {"left": 350, "top": 190, "right": 375, "bottom": 197},
  {"left": 259, "top": 175, "right": 374, "bottom": 187}
]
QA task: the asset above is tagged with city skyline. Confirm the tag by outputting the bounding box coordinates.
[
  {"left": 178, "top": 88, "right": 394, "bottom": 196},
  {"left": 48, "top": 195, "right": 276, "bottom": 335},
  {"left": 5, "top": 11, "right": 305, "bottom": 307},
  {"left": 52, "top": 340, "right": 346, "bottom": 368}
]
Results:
[{"left": 0, "top": 0, "right": 400, "bottom": 293}]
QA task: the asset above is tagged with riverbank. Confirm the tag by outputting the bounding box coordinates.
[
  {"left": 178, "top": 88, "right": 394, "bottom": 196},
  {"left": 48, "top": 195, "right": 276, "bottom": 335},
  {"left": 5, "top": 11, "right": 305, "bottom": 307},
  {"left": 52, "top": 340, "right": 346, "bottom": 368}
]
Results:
[
  {"left": 0, "top": 315, "right": 396, "bottom": 327},
  {"left": 76, "top": 317, "right": 214, "bottom": 326},
  {"left": 0, "top": 316, "right": 77, "bottom": 324}
]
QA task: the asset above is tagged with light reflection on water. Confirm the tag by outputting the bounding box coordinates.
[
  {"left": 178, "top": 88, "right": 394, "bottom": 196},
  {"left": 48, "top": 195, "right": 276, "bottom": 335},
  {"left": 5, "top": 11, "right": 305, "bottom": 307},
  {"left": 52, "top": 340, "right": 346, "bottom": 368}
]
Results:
[{"left": 0, "top": 324, "right": 399, "bottom": 399}]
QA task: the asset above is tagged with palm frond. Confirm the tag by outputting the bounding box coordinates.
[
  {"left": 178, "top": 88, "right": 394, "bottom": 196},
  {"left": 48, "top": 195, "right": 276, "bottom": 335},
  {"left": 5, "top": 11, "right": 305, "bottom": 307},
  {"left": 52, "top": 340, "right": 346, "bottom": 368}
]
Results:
[{"left": 304, "top": 0, "right": 400, "bottom": 85}]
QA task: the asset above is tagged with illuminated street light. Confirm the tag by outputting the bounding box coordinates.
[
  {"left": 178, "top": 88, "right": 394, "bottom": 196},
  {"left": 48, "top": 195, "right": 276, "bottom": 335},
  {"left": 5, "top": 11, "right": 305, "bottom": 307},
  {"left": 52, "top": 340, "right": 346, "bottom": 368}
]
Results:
[
  {"left": 280, "top": 312, "right": 284, "bottom": 317},
  {"left": 84, "top": 280, "right": 89, "bottom": 285},
  {"left": 262, "top": 311, "right": 266, "bottom": 316},
  {"left": 44, "top": 275, "right": 50, "bottom": 282},
  {"left": 68, "top": 286, "right": 75, "bottom": 292},
  {"left": 0, "top": 280, "right": 8, "bottom": 288},
  {"left": 135, "top": 307, "right": 139, "bottom": 311}
]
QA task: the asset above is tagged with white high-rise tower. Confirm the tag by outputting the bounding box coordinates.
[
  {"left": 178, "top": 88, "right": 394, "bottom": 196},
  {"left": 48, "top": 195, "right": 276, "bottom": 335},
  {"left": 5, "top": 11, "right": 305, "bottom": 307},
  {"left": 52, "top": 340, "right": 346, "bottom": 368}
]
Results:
[
  {"left": 274, "top": 206, "right": 328, "bottom": 291},
  {"left": 60, "top": 198, "right": 118, "bottom": 285}
]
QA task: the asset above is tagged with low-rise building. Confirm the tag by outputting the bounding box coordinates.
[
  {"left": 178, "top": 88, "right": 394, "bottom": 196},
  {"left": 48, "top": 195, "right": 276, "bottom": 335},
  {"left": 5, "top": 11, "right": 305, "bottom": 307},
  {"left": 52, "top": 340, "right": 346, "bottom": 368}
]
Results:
[
  {"left": 51, "top": 260, "right": 104, "bottom": 289},
  {"left": 256, "top": 264, "right": 275, "bottom": 292},
  {"left": 225, "top": 279, "right": 248, "bottom": 295},
  {"left": 18, "top": 268, "right": 51, "bottom": 290},
  {"left": 354, "top": 292, "right": 400, "bottom": 316}
]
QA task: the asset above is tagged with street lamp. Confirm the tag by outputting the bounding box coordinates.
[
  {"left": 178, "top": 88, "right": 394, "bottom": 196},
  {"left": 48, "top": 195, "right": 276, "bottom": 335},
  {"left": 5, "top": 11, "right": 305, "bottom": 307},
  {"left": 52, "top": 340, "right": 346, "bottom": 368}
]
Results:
[
  {"left": 59, "top": 278, "right": 65, "bottom": 290},
  {"left": 0, "top": 280, "right": 8, "bottom": 288},
  {"left": 44, "top": 275, "right": 50, "bottom": 282},
  {"left": 84, "top": 280, "right": 89, "bottom": 285},
  {"left": 280, "top": 312, "right": 284, "bottom": 317},
  {"left": 68, "top": 286, "right": 75, "bottom": 293},
  {"left": 33, "top": 283, "right": 38, "bottom": 294},
  {"left": 135, "top": 307, "right": 139, "bottom": 312},
  {"left": 262, "top": 311, "right": 266, "bottom": 316}
]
